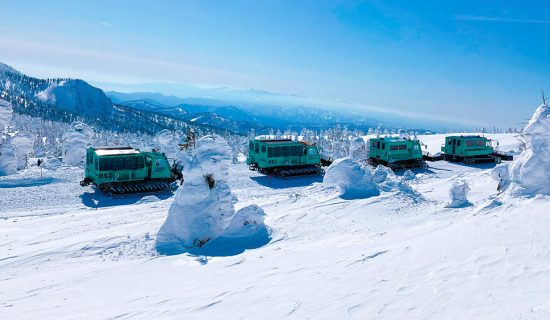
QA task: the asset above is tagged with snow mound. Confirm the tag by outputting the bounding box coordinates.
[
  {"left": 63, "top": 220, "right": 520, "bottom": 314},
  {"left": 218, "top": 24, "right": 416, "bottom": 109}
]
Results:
[
  {"left": 156, "top": 135, "right": 270, "bottom": 256},
  {"left": 446, "top": 180, "right": 472, "bottom": 208},
  {"left": 323, "top": 158, "right": 379, "bottom": 199},
  {"left": 62, "top": 122, "right": 92, "bottom": 167},
  {"left": 35, "top": 80, "right": 113, "bottom": 116},
  {"left": 506, "top": 103, "right": 550, "bottom": 196},
  {"left": 0, "top": 99, "right": 13, "bottom": 129}
]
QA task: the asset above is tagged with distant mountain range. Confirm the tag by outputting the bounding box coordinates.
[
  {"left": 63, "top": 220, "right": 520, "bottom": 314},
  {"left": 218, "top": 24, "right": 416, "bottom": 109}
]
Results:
[
  {"left": 1, "top": 61, "right": 466, "bottom": 135},
  {"left": 106, "top": 89, "right": 464, "bottom": 133}
]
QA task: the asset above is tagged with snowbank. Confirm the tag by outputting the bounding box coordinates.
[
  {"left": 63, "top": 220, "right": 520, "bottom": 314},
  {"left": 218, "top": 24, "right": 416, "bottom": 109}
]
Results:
[
  {"left": 446, "top": 180, "right": 472, "bottom": 208},
  {"left": 506, "top": 103, "right": 550, "bottom": 196},
  {"left": 62, "top": 122, "right": 92, "bottom": 167},
  {"left": 43, "top": 157, "right": 62, "bottom": 170},
  {"left": 323, "top": 158, "right": 379, "bottom": 199},
  {"left": 156, "top": 135, "right": 269, "bottom": 255}
]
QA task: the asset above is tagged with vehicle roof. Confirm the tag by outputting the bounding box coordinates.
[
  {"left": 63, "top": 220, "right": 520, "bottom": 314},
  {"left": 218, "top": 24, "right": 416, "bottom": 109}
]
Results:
[
  {"left": 447, "top": 135, "right": 486, "bottom": 139},
  {"left": 91, "top": 146, "right": 141, "bottom": 156},
  {"left": 257, "top": 139, "right": 293, "bottom": 144},
  {"left": 371, "top": 137, "right": 415, "bottom": 143}
]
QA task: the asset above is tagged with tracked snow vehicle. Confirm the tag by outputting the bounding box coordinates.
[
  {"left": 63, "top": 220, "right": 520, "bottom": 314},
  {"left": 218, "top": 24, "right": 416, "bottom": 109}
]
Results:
[
  {"left": 80, "top": 146, "right": 182, "bottom": 195},
  {"left": 246, "top": 138, "right": 323, "bottom": 177},
  {"left": 441, "top": 136, "right": 501, "bottom": 164},
  {"left": 368, "top": 137, "right": 426, "bottom": 170}
]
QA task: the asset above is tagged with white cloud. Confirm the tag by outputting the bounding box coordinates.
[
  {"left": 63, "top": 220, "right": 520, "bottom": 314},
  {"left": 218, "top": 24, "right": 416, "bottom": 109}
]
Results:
[{"left": 455, "top": 15, "right": 550, "bottom": 25}]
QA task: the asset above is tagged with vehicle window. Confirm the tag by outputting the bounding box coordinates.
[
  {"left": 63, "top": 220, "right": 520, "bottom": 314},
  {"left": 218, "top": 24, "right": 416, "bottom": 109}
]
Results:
[
  {"left": 382, "top": 143, "right": 385, "bottom": 150},
  {"left": 390, "top": 145, "right": 399, "bottom": 151},
  {"left": 282, "top": 146, "right": 289, "bottom": 157},
  {"left": 457, "top": 140, "right": 461, "bottom": 146},
  {"left": 399, "top": 145, "right": 407, "bottom": 150},
  {"left": 291, "top": 146, "right": 300, "bottom": 156},
  {"left": 136, "top": 156, "right": 144, "bottom": 168},
  {"left": 254, "top": 143, "right": 259, "bottom": 153},
  {"left": 274, "top": 147, "right": 281, "bottom": 157},
  {"left": 476, "top": 140, "right": 485, "bottom": 146},
  {"left": 99, "top": 158, "right": 112, "bottom": 171},
  {"left": 249, "top": 142, "right": 254, "bottom": 150},
  {"left": 308, "top": 148, "right": 317, "bottom": 155},
  {"left": 95, "top": 157, "right": 98, "bottom": 170},
  {"left": 125, "top": 157, "right": 137, "bottom": 170},
  {"left": 303, "top": 147, "right": 307, "bottom": 156},
  {"left": 261, "top": 145, "right": 266, "bottom": 153},
  {"left": 465, "top": 140, "right": 474, "bottom": 146},
  {"left": 112, "top": 157, "right": 124, "bottom": 170},
  {"left": 267, "top": 147, "right": 273, "bottom": 158},
  {"left": 155, "top": 159, "right": 165, "bottom": 172},
  {"left": 376, "top": 141, "right": 380, "bottom": 149}
]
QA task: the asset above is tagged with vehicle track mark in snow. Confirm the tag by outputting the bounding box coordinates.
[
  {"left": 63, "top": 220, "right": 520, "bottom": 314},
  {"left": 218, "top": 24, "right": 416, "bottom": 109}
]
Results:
[
  {"left": 225, "top": 258, "right": 245, "bottom": 267},
  {"left": 286, "top": 300, "right": 302, "bottom": 316},
  {"left": 346, "top": 250, "right": 388, "bottom": 267},
  {"left": 194, "top": 299, "right": 222, "bottom": 311}
]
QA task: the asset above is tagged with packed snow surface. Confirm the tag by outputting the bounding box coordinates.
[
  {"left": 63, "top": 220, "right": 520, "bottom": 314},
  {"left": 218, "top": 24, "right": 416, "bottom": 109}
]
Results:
[{"left": 3, "top": 132, "right": 550, "bottom": 319}]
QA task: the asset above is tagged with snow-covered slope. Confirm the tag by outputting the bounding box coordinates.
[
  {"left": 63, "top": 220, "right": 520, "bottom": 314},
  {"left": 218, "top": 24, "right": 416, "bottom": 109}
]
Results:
[{"left": 2, "top": 133, "right": 550, "bottom": 319}]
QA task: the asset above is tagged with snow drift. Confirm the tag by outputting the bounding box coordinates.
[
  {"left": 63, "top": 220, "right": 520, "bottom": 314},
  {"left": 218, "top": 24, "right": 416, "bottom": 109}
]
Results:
[
  {"left": 156, "top": 135, "right": 269, "bottom": 256},
  {"left": 323, "top": 158, "right": 379, "bottom": 199},
  {"left": 505, "top": 103, "right": 550, "bottom": 196}
]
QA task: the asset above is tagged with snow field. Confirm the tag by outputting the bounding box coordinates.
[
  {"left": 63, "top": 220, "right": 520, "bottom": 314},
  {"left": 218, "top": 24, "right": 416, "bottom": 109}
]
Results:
[{"left": 1, "top": 132, "right": 550, "bottom": 319}]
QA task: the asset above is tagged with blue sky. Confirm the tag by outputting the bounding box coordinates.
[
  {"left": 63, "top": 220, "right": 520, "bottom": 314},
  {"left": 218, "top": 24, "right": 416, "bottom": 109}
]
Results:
[{"left": 0, "top": 0, "right": 549, "bottom": 127}]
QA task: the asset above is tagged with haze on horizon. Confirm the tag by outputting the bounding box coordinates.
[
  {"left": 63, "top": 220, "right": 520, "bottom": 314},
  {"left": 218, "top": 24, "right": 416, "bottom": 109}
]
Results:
[{"left": 0, "top": 0, "right": 549, "bottom": 127}]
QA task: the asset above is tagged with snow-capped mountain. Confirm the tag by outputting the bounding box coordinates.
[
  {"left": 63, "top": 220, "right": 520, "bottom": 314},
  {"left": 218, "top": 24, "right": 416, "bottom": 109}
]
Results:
[{"left": 1, "top": 62, "right": 113, "bottom": 117}]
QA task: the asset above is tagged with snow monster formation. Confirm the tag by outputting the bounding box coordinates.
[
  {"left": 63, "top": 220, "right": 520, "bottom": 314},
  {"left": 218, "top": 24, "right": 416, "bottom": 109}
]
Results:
[
  {"left": 446, "top": 180, "right": 472, "bottom": 208},
  {"left": 0, "top": 99, "right": 16, "bottom": 176},
  {"left": 156, "top": 135, "right": 269, "bottom": 256},
  {"left": 494, "top": 103, "right": 550, "bottom": 197},
  {"left": 62, "top": 122, "right": 92, "bottom": 167}
]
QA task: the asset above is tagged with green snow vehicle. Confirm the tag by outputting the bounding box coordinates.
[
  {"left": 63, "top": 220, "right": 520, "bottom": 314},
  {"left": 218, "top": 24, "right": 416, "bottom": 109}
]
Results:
[
  {"left": 368, "top": 137, "right": 426, "bottom": 170},
  {"left": 246, "top": 138, "right": 323, "bottom": 177},
  {"left": 80, "top": 146, "right": 182, "bottom": 195},
  {"left": 441, "top": 135, "right": 501, "bottom": 164}
]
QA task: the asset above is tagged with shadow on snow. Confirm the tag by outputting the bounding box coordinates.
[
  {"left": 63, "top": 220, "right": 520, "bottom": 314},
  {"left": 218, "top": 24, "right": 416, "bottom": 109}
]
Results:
[
  {"left": 250, "top": 174, "right": 323, "bottom": 189},
  {"left": 156, "top": 228, "right": 271, "bottom": 258},
  {"left": 80, "top": 189, "right": 172, "bottom": 208}
]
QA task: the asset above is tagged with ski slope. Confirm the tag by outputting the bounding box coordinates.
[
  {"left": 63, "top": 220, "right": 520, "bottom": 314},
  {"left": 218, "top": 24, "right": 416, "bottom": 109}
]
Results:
[{"left": 2, "top": 133, "right": 550, "bottom": 319}]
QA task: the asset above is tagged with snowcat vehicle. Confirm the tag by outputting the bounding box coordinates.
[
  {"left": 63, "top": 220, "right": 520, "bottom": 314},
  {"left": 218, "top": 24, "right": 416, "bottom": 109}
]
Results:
[
  {"left": 368, "top": 137, "right": 426, "bottom": 170},
  {"left": 441, "top": 135, "right": 502, "bottom": 164},
  {"left": 246, "top": 138, "right": 323, "bottom": 177},
  {"left": 80, "top": 146, "right": 182, "bottom": 195}
]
